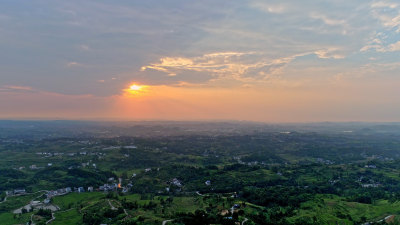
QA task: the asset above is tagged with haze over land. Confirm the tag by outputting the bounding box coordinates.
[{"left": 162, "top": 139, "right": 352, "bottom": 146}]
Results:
[{"left": 1, "top": 0, "right": 400, "bottom": 122}]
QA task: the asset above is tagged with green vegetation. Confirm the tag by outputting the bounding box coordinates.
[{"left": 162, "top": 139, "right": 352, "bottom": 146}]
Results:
[{"left": 2, "top": 121, "right": 400, "bottom": 224}]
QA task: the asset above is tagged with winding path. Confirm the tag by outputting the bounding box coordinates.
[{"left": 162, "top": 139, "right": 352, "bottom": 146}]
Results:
[
  {"left": 162, "top": 219, "right": 173, "bottom": 225},
  {"left": 108, "top": 199, "right": 117, "bottom": 210},
  {"left": 44, "top": 208, "right": 73, "bottom": 224},
  {"left": 45, "top": 212, "right": 56, "bottom": 224},
  {"left": 0, "top": 196, "right": 7, "bottom": 203},
  {"left": 30, "top": 213, "right": 35, "bottom": 225}
]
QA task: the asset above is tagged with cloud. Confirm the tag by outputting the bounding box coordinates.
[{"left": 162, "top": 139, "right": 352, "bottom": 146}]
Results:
[
  {"left": 141, "top": 52, "right": 258, "bottom": 80},
  {"left": 389, "top": 40, "right": 400, "bottom": 51},
  {"left": 79, "top": 44, "right": 90, "bottom": 51},
  {"left": 141, "top": 52, "right": 302, "bottom": 83},
  {"left": 0, "top": 0, "right": 398, "bottom": 98},
  {"left": 371, "top": 1, "right": 398, "bottom": 9},
  {"left": 250, "top": 2, "right": 287, "bottom": 14},
  {"left": 370, "top": 1, "right": 400, "bottom": 32},
  {"left": 360, "top": 1, "right": 400, "bottom": 53},
  {"left": 361, "top": 37, "right": 400, "bottom": 52},
  {"left": 0, "top": 85, "right": 37, "bottom": 93},
  {"left": 3, "top": 85, "right": 33, "bottom": 91},
  {"left": 66, "top": 61, "right": 84, "bottom": 67},
  {"left": 314, "top": 48, "right": 346, "bottom": 59},
  {"left": 309, "top": 13, "right": 346, "bottom": 26},
  {"left": 140, "top": 50, "right": 345, "bottom": 85}
]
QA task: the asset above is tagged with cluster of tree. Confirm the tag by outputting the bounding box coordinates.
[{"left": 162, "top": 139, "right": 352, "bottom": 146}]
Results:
[
  {"left": 35, "top": 208, "right": 52, "bottom": 220},
  {"left": 174, "top": 210, "right": 239, "bottom": 225},
  {"left": 82, "top": 206, "right": 125, "bottom": 225}
]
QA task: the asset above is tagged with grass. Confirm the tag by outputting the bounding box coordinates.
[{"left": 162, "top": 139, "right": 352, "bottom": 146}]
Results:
[
  {"left": 0, "top": 212, "right": 33, "bottom": 225},
  {"left": 51, "top": 209, "right": 81, "bottom": 225},
  {"left": 51, "top": 209, "right": 82, "bottom": 225},
  {"left": 167, "top": 196, "right": 200, "bottom": 213},
  {"left": 52, "top": 192, "right": 106, "bottom": 210},
  {"left": 288, "top": 194, "right": 400, "bottom": 224},
  {"left": 123, "top": 193, "right": 142, "bottom": 201}
]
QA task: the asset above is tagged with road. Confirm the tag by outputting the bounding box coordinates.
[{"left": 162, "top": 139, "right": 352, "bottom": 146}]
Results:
[
  {"left": 108, "top": 199, "right": 117, "bottom": 210},
  {"left": 362, "top": 215, "right": 395, "bottom": 225},
  {"left": 45, "top": 212, "right": 56, "bottom": 224},
  {"left": 45, "top": 208, "right": 73, "bottom": 225},
  {"left": 162, "top": 219, "right": 173, "bottom": 225},
  {"left": 0, "top": 196, "right": 7, "bottom": 204},
  {"left": 30, "top": 213, "right": 35, "bottom": 225},
  {"left": 242, "top": 218, "right": 248, "bottom": 225}
]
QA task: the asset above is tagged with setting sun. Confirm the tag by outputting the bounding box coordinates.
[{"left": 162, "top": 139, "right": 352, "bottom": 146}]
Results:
[
  {"left": 129, "top": 84, "right": 142, "bottom": 91},
  {"left": 123, "top": 83, "right": 149, "bottom": 96}
]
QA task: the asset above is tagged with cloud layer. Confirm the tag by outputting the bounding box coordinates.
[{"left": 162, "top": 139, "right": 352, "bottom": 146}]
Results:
[{"left": 1, "top": 0, "right": 400, "bottom": 121}]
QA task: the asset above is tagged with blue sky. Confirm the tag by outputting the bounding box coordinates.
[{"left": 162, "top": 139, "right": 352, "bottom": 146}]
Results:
[{"left": 0, "top": 0, "right": 399, "bottom": 121}]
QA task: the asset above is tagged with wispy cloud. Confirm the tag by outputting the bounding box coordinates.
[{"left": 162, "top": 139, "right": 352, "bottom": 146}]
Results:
[
  {"left": 141, "top": 50, "right": 344, "bottom": 84},
  {"left": 309, "top": 13, "right": 346, "bottom": 26},
  {"left": 371, "top": 1, "right": 398, "bottom": 9},
  {"left": 141, "top": 52, "right": 265, "bottom": 81},
  {"left": 370, "top": 0, "right": 400, "bottom": 32},
  {"left": 389, "top": 40, "right": 400, "bottom": 51},
  {"left": 66, "top": 61, "right": 85, "bottom": 67},
  {"left": 361, "top": 34, "right": 400, "bottom": 52},
  {"left": 359, "top": 1, "right": 400, "bottom": 52},
  {"left": 250, "top": 2, "right": 287, "bottom": 14},
  {"left": 0, "top": 85, "right": 36, "bottom": 93},
  {"left": 314, "top": 48, "right": 346, "bottom": 59},
  {"left": 79, "top": 44, "right": 90, "bottom": 51}
]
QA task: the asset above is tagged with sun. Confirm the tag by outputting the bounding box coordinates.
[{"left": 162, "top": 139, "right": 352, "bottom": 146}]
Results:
[
  {"left": 124, "top": 83, "right": 149, "bottom": 96},
  {"left": 129, "top": 84, "right": 142, "bottom": 91}
]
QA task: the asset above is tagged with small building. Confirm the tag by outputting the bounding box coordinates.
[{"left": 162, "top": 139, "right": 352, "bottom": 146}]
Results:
[
  {"left": 233, "top": 204, "right": 241, "bottom": 209},
  {"left": 123, "top": 145, "right": 137, "bottom": 149},
  {"left": 29, "top": 165, "right": 37, "bottom": 170},
  {"left": 14, "top": 189, "right": 26, "bottom": 195},
  {"left": 87, "top": 186, "right": 94, "bottom": 192},
  {"left": 205, "top": 180, "right": 211, "bottom": 186},
  {"left": 78, "top": 187, "right": 85, "bottom": 193},
  {"left": 172, "top": 178, "right": 182, "bottom": 187},
  {"left": 365, "top": 165, "right": 377, "bottom": 169},
  {"left": 31, "top": 200, "right": 41, "bottom": 206}
]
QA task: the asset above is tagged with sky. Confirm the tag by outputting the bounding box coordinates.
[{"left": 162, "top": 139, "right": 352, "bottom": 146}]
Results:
[{"left": 0, "top": 0, "right": 400, "bottom": 122}]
